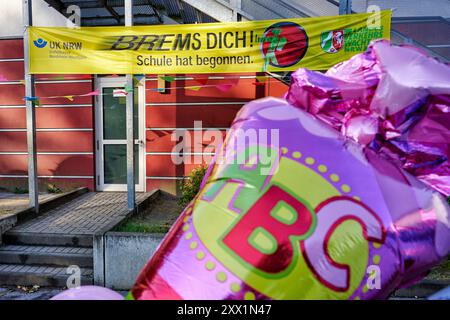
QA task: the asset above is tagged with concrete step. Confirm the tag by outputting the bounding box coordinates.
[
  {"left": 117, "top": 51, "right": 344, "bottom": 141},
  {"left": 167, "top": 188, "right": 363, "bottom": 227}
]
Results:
[
  {"left": 0, "top": 245, "right": 93, "bottom": 267},
  {"left": 0, "top": 264, "right": 93, "bottom": 287},
  {"left": 2, "top": 231, "right": 93, "bottom": 247}
]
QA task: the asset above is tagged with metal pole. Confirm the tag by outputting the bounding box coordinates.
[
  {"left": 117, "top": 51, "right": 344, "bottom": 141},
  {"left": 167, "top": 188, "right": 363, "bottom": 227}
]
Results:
[
  {"left": 339, "top": 0, "right": 352, "bottom": 15},
  {"left": 23, "top": 0, "right": 39, "bottom": 213},
  {"left": 125, "top": 0, "right": 135, "bottom": 210}
]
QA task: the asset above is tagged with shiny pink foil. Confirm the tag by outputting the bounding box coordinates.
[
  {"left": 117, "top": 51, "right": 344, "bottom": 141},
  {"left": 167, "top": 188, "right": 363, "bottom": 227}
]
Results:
[
  {"left": 130, "top": 97, "right": 450, "bottom": 300},
  {"left": 127, "top": 40, "right": 450, "bottom": 301},
  {"left": 286, "top": 40, "right": 450, "bottom": 196}
]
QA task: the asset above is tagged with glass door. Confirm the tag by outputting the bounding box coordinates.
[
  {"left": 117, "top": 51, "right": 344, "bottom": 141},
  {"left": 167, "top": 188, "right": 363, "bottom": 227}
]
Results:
[{"left": 95, "top": 77, "right": 145, "bottom": 192}]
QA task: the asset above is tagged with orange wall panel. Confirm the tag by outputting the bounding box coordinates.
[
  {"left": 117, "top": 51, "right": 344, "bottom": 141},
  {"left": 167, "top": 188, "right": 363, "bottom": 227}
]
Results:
[
  {"left": 0, "top": 61, "right": 24, "bottom": 81},
  {"left": 267, "top": 80, "right": 289, "bottom": 97},
  {"left": 0, "top": 132, "right": 26, "bottom": 151},
  {"left": 146, "top": 154, "right": 210, "bottom": 177},
  {"left": 0, "top": 154, "right": 93, "bottom": 176},
  {"left": 0, "top": 107, "right": 93, "bottom": 129},
  {"left": 0, "top": 154, "right": 27, "bottom": 175},
  {"left": 0, "top": 131, "right": 93, "bottom": 152},
  {"left": 0, "top": 83, "right": 94, "bottom": 107},
  {"left": 36, "top": 131, "right": 94, "bottom": 152},
  {"left": 0, "top": 84, "right": 24, "bottom": 105},
  {"left": 146, "top": 104, "right": 243, "bottom": 128},
  {"left": 0, "top": 39, "right": 23, "bottom": 59},
  {"left": 0, "top": 108, "right": 25, "bottom": 128},
  {"left": 146, "top": 129, "right": 226, "bottom": 153},
  {"left": 35, "top": 82, "right": 93, "bottom": 105},
  {"left": 38, "top": 154, "right": 94, "bottom": 176},
  {"left": 36, "top": 107, "right": 93, "bottom": 129}
]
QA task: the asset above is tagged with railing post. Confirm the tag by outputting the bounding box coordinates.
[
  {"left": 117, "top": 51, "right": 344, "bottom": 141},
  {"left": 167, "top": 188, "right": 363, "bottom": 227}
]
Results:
[
  {"left": 125, "top": 0, "right": 135, "bottom": 211},
  {"left": 23, "top": 0, "right": 39, "bottom": 213}
]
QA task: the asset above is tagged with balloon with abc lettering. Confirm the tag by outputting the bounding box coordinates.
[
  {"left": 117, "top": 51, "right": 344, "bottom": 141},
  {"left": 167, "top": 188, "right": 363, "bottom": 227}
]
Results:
[
  {"left": 129, "top": 40, "right": 450, "bottom": 300},
  {"left": 128, "top": 96, "right": 449, "bottom": 300}
]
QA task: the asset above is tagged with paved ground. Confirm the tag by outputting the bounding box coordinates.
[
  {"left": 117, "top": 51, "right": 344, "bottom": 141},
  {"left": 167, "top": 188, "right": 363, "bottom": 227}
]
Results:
[
  {"left": 0, "top": 286, "right": 63, "bottom": 300},
  {"left": 0, "top": 192, "right": 57, "bottom": 217},
  {"left": 0, "top": 286, "right": 128, "bottom": 300},
  {"left": 0, "top": 284, "right": 421, "bottom": 300},
  {"left": 11, "top": 192, "right": 150, "bottom": 235}
]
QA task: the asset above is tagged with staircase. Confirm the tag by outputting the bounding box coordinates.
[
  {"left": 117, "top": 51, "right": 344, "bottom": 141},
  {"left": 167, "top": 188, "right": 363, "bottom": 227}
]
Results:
[
  {"left": 0, "top": 191, "right": 157, "bottom": 288},
  {"left": 0, "top": 232, "right": 93, "bottom": 287}
]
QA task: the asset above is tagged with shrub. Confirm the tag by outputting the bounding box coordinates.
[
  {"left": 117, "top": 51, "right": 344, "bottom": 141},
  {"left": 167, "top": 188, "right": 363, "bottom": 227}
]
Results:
[
  {"left": 178, "top": 165, "right": 207, "bottom": 207},
  {"left": 115, "top": 221, "right": 171, "bottom": 234},
  {"left": 13, "top": 187, "right": 28, "bottom": 194},
  {"left": 47, "top": 184, "right": 62, "bottom": 194}
]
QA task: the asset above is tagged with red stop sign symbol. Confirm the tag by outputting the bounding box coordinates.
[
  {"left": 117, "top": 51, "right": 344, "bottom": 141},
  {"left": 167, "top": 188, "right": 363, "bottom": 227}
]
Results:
[{"left": 260, "top": 22, "right": 309, "bottom": 68}]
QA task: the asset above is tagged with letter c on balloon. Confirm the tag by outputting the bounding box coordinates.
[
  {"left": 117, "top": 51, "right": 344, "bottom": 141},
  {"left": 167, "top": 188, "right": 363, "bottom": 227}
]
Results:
[{"left": 301, "top": 196, "right": 385, "bottom": 292}]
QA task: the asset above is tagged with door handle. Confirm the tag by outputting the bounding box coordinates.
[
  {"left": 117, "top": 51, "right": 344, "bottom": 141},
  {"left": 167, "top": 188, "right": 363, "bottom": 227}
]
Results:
[{"left": 135, "top": 139, "right": 144, "bottom": 145}]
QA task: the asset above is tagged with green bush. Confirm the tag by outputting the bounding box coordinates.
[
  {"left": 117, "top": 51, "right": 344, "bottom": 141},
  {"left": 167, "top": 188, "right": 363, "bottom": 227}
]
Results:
[
  {"left": 13, "top": 187, "right": 28, "bottom": 194},
  {"left": 178, "top": 165, "right": 208, "bottom": 207},
  {"left": 115, "top": 221, "right": 171, "bottom": 234},
  {"left": 47, "top": 184, "right": 62, "bottom": 194}
]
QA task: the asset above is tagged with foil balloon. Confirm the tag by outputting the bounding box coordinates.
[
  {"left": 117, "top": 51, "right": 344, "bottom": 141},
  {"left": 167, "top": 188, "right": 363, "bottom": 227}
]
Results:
[
  {"left": 51, "top": 286, "right": 124, "bottom": 300},
  {"left": 129, "top": 97, "right": 450, "bottom": 300},
  {"left": 286, "top": 40, "right": 450, "bottom": 196},
  {"left": 129, "top": 40, "right": 450, "bottom": 300}
]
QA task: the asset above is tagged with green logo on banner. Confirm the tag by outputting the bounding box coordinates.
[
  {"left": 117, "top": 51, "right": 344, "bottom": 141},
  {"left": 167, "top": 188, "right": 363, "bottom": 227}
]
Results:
[{"left": 321, "top": 27, "right": 384, "bottom": 53}]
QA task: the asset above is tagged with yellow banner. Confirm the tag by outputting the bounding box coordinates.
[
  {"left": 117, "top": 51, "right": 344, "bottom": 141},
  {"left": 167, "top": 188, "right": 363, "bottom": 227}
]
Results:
[{"left": 29, "top": 11, "right": 391, "bottom": 74}]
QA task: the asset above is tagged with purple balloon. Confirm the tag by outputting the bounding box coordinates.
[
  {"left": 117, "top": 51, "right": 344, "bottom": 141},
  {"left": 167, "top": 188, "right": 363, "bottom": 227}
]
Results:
[
  {"left": 286, "top": 40, "right": 450, "bottom": 196},
  {"left": 51, "top": 286, "right": 124, "bottom": 300},
  {"left": 129, "top": 41, "right": 450, "bottom": 300}
]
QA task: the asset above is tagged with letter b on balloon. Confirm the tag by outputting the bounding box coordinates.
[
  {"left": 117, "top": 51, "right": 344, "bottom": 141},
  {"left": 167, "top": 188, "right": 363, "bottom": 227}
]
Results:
[
  {"left": 223, "top": 185, "right": 316, "bottom": 274},
  {"left": 222, "top": 192, "right": 385, "bottom": 291}
]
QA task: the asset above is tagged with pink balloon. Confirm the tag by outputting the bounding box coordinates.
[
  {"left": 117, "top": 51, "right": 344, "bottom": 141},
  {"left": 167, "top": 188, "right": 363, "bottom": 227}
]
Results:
[{"left": 51, "top": 286, "right": 124, "bottom": 300}]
